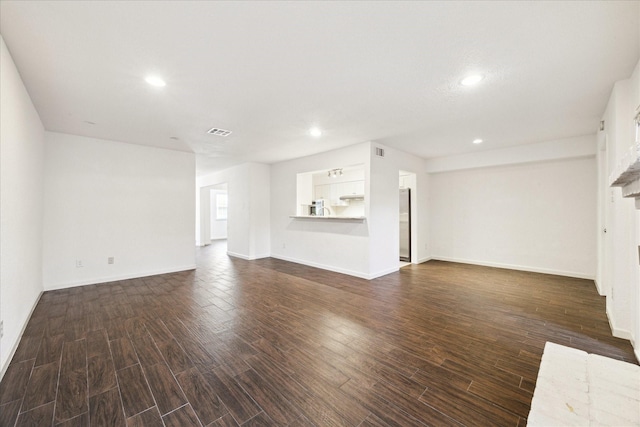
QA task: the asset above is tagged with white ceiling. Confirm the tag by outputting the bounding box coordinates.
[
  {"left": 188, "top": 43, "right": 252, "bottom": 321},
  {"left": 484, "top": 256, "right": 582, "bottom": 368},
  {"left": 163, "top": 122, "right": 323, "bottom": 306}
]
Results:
[{"left": 1, "top": 1, "right": 638, "bottom": 177}]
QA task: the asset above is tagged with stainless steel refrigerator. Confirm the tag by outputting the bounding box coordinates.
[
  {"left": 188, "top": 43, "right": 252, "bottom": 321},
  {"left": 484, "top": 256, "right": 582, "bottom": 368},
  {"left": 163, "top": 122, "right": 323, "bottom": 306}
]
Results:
[{"left": 399, "top": 188, "right": 411, "bottom": 262}]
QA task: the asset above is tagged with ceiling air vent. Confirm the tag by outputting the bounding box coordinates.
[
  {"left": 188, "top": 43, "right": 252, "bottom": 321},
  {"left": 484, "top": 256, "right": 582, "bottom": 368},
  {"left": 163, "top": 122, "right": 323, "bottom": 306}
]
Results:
[
  {"left": 207, "top": 128, "right": 232, "bottom": 137},
  {"left": 375, "top": 147, "right": 385, "bottom": 157}
]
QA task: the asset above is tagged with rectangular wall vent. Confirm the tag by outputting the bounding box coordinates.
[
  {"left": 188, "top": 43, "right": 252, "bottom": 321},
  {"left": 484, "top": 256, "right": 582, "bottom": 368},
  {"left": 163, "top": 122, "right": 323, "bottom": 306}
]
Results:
[
  {"left": 207, "top": 128, "right": 232, "bottom": 137},
  {"left": 375, "top": 147, "right": 385, "bottom": 157}
]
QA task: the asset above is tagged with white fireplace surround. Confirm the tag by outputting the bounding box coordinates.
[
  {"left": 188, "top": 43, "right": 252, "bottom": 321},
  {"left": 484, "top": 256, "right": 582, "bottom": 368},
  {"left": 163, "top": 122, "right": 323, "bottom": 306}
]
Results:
[{"left": 609, "top": 116, "right": 640, "bottom": 209}]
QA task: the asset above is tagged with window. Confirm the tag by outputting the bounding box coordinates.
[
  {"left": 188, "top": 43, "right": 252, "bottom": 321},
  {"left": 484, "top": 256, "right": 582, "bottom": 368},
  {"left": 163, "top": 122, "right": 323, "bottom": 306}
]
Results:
[{"left": 216, "top": 193, "right": 228, "bottom": 220}]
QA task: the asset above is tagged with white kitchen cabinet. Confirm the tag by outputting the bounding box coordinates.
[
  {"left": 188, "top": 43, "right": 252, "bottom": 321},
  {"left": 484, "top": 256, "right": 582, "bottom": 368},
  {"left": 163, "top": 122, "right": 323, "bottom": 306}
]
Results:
[
  {"left": 314, "top": 184, "right": 332, "bottom": 201},
  {"left": 354, "top": 180, "right": 365, "bottom": 194},
  {"left": 315, "top": 180, "right": 365, "bottom": 205},
  {"left": 336, "top": 182, "right": 351, "bottom": 198},
  {"left": 337, "top": 180, "right": 364, "bottom": 197}
]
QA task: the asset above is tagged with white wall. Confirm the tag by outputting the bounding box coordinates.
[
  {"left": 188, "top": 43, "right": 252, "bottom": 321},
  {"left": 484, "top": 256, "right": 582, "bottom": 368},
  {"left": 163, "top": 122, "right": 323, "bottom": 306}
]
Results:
[
  {"left": 368, "top": 144, "right": 430, "bottom": 276},
  {"left": 270, "top": 142, "right": 429, "bottom": 279},
  {"left": 425, "top": 135, "right": 597, "bottom": 173},
  {"left": 197, "top": 162, "right": 270, "bottom": 259},
  {"left": 0, "top": 36, "right": 46, "bottom": 375},
  {"left": 270, "top": 143, "right": 371, "bottom": 277},
  {"left": 248, "top": 163, "right": 271, "bottom": 258},
  {"left": 429, "top": 153, "right": 598, "bottom": 279},
  {"left": 598, "top": 59, "right": 640, "bottom": 360},
  {"left": 42, "top": 132, "right": 196, "bottom": 289}
]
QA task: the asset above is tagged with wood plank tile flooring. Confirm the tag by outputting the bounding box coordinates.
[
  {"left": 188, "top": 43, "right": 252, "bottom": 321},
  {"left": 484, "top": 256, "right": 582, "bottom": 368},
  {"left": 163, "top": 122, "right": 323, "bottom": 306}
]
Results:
[{"left": 1, "top": 241, "right": 636, "bottom": 426}]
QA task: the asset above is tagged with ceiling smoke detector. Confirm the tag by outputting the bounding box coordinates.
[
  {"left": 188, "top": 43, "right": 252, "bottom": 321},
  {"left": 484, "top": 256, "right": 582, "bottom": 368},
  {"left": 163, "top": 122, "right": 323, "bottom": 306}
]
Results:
[{"left": 207, "top": 128, "right": 232, "bottom": 137}]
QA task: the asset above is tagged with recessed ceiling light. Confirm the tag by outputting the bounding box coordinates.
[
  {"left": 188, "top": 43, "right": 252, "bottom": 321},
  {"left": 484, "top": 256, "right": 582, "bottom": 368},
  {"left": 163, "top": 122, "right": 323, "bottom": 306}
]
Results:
[
  {"left": 145, "top": 75, "right": 166, "bottom": 87},
  {"left": 460, "top": 74, "right": 484, "bottom": 86},
  {"left": 309, "top": 127, "right": 322, "bottom": 138},
  {"left": 473, "top": 138, "right": 483, "bottom": 144}
]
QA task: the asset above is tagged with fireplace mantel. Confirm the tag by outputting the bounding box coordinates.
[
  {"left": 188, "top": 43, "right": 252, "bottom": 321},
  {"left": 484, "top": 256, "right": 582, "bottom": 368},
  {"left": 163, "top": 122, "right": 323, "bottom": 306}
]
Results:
[{"left": 610, "top": 142, "right": 640, "bottom": 209}]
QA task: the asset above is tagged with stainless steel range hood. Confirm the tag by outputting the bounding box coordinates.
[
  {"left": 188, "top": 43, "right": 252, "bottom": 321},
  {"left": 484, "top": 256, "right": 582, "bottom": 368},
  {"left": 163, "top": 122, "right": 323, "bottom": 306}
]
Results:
[{"left": 339, "top": 194, "right": 365, "bottom": 201}]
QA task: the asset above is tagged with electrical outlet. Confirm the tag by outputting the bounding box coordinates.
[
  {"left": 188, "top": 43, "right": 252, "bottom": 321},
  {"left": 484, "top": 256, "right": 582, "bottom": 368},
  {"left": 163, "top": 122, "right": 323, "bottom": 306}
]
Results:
[
  {"left": 76, "top": 259, "right": 84, "bottom": 268},
  {"left": 108, "top": 257, "right": 114, "bottom": 264},
  {"left": 0, "top": 320, "right": 3, "bottom": 338},
  {"left": 282, "top": 243, "right": 286, "bottom": 249}
]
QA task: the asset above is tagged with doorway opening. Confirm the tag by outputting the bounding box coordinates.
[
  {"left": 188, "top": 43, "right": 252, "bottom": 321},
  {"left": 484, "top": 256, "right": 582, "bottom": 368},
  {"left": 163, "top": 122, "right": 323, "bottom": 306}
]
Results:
[
  {"left": 597, "top": 135, "right": 609, "bottom": 296},
  {"left": 199, "top": 182, "right": 228, "bottom": 248},
  {"left": 399, "top": 171, "right": 416, "bottom": 266},
  {"left": 209, "top": 184, "right": 228, "bottom": 243},
  {"left": 399, "top": 187, "right": 411, "bottom": 263}
]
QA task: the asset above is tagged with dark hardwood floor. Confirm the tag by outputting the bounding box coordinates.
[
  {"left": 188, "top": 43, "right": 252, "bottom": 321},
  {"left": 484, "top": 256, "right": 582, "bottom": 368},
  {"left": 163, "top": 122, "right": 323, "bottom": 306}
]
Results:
[{"left": 1, "top": 241, "right": 636, "bottom": 426}]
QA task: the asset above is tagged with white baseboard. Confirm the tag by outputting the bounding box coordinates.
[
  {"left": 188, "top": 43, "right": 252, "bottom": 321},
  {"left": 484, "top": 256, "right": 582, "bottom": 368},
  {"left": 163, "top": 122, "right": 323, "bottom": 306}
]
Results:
[
  {"left": 368, "top": 266, "right": 400, "bottom": 279},
  {"left": 1, "top": 291, "right": 43, "bottom": 381},
  {"left": 593, "top": 278, "right": 605, "bottom": 296},
  {"left": 270, "top": 254, "right": 374, "bottom": 279},
  {"left": 251, "top": 253, "right": 271, "bottom": 260},
  {"left": 429, "top": 256, "right": 595, "bottom": 280},
  {"left": 271, "top": 254, "right": 445, "bottom": 280},
  {"left": 227, "top": 251, "right": 249, "bottom": 260},
  {"left": 227, "top": 251, "right": 270, "bottom": 261},
  {"left": 606, "top": 309, "right": 633, "bottom": 341},
  {"left": 605, "top": 299, "right": 638, "bottom": 362},
  {"left": 612, "top": 328, "right": 633, "bottom": 341},
  {"left": 44, "top": 265, "right": 197, "bottom": 291},
  {"left": 630, "top": 337, "right": 640, "bottom": 364}
]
